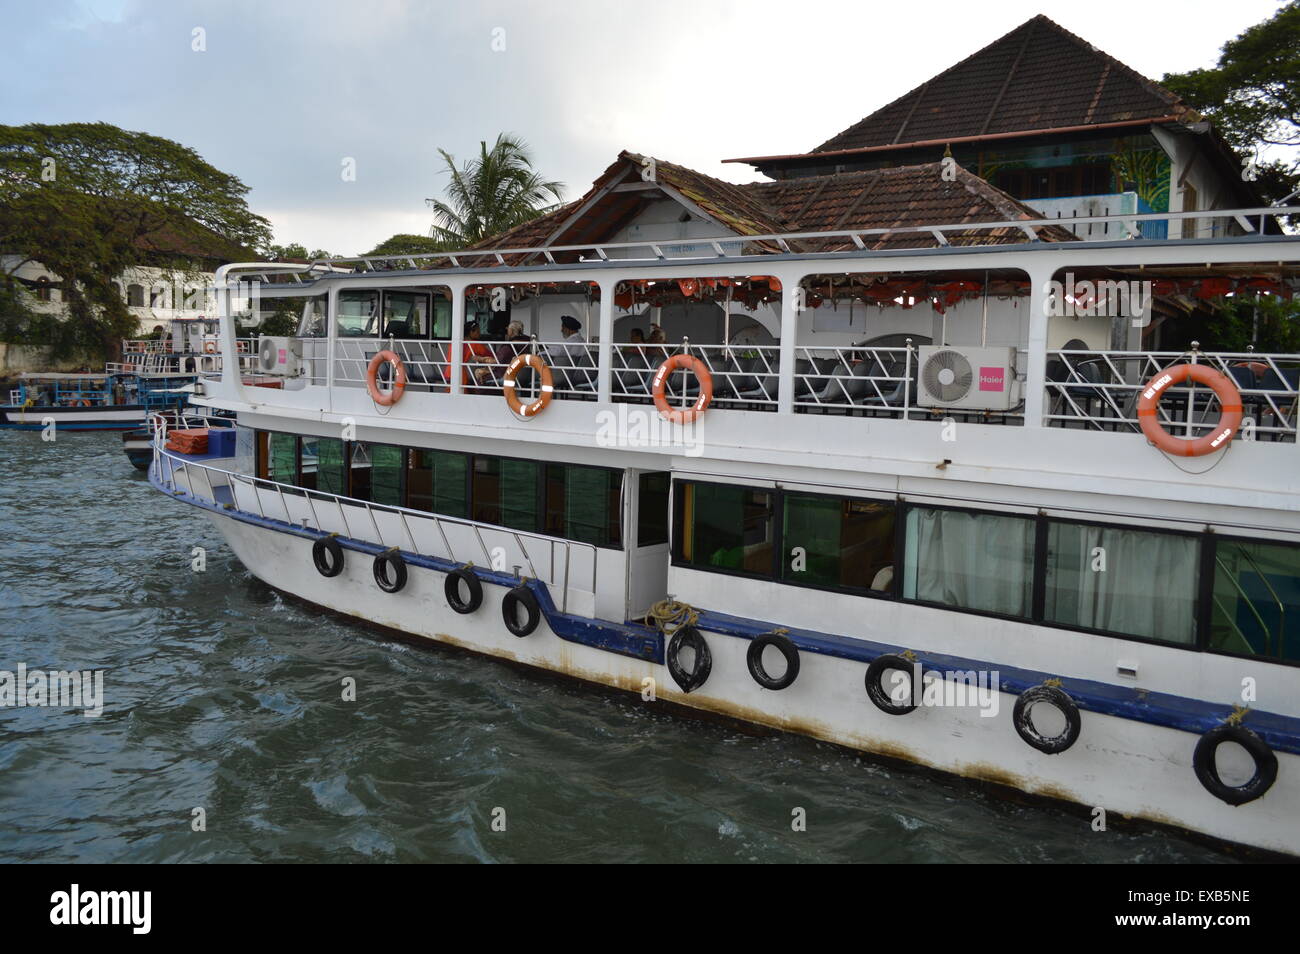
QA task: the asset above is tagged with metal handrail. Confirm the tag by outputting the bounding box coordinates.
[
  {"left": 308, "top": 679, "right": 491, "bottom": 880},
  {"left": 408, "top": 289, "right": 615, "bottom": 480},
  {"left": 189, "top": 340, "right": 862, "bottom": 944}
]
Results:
[
  {"left": 150, "top": 420, "right": 597, "bottom": 610},
  {"left": 196, "top": 207, "right": 1300, "bottom": 287}
]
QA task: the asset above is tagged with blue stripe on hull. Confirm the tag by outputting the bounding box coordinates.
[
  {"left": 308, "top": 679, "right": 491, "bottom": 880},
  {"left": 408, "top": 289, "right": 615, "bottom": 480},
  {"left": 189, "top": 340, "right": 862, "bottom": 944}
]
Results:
[{"left": 150, "top": 464, "right": 1300, "bottom": 754}]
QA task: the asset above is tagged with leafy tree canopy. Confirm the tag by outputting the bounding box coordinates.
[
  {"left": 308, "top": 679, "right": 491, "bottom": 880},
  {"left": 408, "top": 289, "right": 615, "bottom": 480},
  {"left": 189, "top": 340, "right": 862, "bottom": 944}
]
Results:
[
  {"left": 1162, "top": 2, "right": 1300, "bottom": 204},
  {"left": 363, "top": 233, "right": 449, "bottom": 257},
  {"left": 0, "top": 122, "right": 271, "bottom": 357},
  {"left": 269, "top": 242, "right": 336, "bottom": 261},
  {"left": 428, "top": 133, "right": 563, "bottom": 247}
]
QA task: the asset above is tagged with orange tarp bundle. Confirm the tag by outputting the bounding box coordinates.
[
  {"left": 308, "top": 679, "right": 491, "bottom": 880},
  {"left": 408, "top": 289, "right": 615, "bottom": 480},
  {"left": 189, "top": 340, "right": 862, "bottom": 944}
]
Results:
[{"left": 165, "top": 428, "right": 209, "bottom": 454}]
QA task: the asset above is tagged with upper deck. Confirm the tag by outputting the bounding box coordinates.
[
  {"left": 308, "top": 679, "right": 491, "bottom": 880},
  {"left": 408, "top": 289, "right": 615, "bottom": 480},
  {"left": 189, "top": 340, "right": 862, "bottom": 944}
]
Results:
[{"left": 197, "top": 205, "right": 1300, "bottom": 530}]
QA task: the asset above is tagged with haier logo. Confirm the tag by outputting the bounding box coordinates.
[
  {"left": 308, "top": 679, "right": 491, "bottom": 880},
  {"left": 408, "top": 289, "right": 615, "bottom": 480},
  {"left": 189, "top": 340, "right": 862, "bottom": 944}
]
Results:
[{"left": 978, "top": 367, "right": 1005, "bottom": 392}]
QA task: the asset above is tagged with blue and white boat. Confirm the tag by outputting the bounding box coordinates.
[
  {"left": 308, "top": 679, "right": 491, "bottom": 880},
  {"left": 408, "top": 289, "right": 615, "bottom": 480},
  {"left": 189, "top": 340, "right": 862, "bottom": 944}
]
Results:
[
  {"left": 1, "top": 371, "right": 196, "bottom": 431},
  {"left": 148, "top": 154, "right": 1300, "bottom": 856}
]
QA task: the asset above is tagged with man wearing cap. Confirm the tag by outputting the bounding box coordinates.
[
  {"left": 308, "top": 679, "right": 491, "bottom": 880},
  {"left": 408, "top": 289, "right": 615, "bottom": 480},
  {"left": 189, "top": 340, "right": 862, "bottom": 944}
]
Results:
[{"left": 552, "top": 314, "right": 588, "bottom": 364}]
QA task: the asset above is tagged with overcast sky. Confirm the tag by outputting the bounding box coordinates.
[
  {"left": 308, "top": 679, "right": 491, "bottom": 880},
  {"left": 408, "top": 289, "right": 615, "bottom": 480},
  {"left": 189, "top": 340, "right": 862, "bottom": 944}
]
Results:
[{"left": 0, "top": 0, "right": 1288, "bottom": 254}]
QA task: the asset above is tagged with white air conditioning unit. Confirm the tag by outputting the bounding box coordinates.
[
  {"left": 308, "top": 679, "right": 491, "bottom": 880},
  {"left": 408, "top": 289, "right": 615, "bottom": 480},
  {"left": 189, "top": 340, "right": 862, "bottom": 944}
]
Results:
[
  {"left": 917, "top": 345, "right": 1018, "bottom": 410},
  {"left": 257, "top": 336, "right": 303, "bottom": 376}
]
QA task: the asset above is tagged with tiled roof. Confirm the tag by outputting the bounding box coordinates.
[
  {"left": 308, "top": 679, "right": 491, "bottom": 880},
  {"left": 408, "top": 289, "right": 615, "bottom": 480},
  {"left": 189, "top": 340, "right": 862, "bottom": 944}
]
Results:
[
  {"left": 811, "top": 15, "right": 1186, "bottom": 155},
  {"left": 468, "top": 152, "right": 1074, "bottom": 254},
  {"left": 753, "top": 163, "right": 1077, "bottom": 249}
]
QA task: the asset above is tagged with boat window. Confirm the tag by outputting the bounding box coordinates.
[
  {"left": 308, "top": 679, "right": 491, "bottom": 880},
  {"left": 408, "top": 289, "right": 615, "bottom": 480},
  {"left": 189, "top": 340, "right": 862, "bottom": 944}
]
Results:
[
  {"left": 267, "top": 432, "right": 298, "bottom": 484},
  {"left": 547, "top": 464, "right": 622, "bottom": 548},
  {"left": 407, "top": 449, "right": 469, "bottom": 518},
  {"left": 337, "top": 291, "right": 379, "bottom": 337},
  {"left": 782, "top": 494, "right": 895, "bottom": 592},
  {"left": 432, "top": 297, "right": 452, "bottom": 339},
  {"left": 357, "top": 444, "right": 404, "bottom": 507},
  {"left": 300, "top": 436, "right": 346, "bottom": 495},
  {"left": 297, "top": 297, "right": 330, "bottom": 338},
  {"left": 1044, "top": 522, "right": 1199, "bottom": 645},
  {"left": 677, "top": 482, "right": 774, "bottom": 576},
  {"left": 382, "top": 292, "right": 430, "bottom": 339},
  {"left": 1210, "top": 538, "right": 1300, "bottom": 662},
  {"left": 474, "top": 457, "right": 541, "bottom": 532},
  {"left": 637, "top": 472, "right": 670, "bottom": 547},
  {"left": 903, "top": 507, "right": 1034, "bottom": 617}
]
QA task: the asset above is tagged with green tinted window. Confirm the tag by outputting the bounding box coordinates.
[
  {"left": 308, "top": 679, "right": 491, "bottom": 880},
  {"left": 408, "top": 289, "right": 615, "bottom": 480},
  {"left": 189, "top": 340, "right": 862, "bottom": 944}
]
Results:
[
  {"left": 309, "top": 437, "right": 347, "bottom": 495},
  {"left": 407, "top": 449, "right": 468, "bottom": 518},
  {"left": 542, "top": 465, "right": 622, "bottom": 548},
  {"left": 370, "top": 445, "right": 404, "bottom": 507},
  {"left": 1211, "top": 538, "right": 1300, "bottom": 661},
  {"left": 269, "top": 433, "right": 297, "bottom": 483},
  {"left": 679, "top": 482, "right": 773, "bottom": 576},
  {"left": 473, "top": 457, "right": 539, "bottom": 532},
  {"left": 782, "top": 494, "right": 895, "bottom": 591}
]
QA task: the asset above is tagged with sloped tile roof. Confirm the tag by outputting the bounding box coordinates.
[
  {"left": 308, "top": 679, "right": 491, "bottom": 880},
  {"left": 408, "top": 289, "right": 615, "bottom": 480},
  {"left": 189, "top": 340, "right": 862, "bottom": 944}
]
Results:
[
  {"left": 468, "top": 152, "right": 1074, "bottom": 256},
  {"left": 811, "top": 15, "right": 1186, "bottom": 155}
]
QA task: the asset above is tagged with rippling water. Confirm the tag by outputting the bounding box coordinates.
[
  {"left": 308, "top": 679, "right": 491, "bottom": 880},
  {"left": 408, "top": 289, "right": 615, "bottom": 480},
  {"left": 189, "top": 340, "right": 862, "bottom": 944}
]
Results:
[{"left": 0, "top": 433, "right": 1235, "bottom": 863}]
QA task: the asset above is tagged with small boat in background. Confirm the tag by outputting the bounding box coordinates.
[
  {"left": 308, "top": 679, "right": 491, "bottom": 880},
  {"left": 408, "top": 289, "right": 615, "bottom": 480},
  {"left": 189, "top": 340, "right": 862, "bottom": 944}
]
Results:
[{"left": 0, "top": 371, "right": 196, "bottom": 431}]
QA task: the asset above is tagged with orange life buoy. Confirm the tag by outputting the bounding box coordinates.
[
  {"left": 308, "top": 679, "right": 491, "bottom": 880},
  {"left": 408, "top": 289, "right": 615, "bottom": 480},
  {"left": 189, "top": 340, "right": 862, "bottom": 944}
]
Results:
[
  {"left": 1137, "top": 363, "right": 1242, "bottom": 457},
  {"left": 366, "top": 350, "right": 407, "bottom": 406},
  {"left": 203, "top": 340, "right": 217, "bottom": 354},
  {"left": 652, "top": 354, "right": 713, "bottom": 424},
  {"left": 502, "top": 353, "right": 553, "bottom": 419}
]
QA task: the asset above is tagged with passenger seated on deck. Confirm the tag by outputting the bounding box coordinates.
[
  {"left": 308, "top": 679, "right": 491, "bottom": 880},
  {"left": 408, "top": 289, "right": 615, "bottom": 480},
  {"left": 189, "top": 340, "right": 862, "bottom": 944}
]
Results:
[
  {"left": 442, "top": 321, "right": 495, "bottom": 389},
  {"left": 551, "top": 315, "right": 587, "bottom": 366},
  {"left": 494, "top": 320, "right": 528, "bottom": 365}
]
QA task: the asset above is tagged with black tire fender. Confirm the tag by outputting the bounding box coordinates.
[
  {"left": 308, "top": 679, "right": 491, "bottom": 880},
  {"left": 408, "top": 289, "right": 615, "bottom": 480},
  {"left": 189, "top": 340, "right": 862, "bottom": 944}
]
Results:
[
  {"left": 502, "top": 585, "right": 541, "bottom": 637},
  {"left": 312, "top": 535, "right": 344, "bottom": 578},
  {"left": 1013, "top": 684, "right": 1081, "bottom": 754},
  {"left": 1193, "top": 723, "right": 1277, "bottom": 806},
  {"left": 373, "top": 549, "right": 408, "bottom": 594},
  {"left": 865, "top": 653, "right": 919, "bottom": 715},
  {"left": 444, "top": 566, "right": 482, "bottom": 614},
  {"left": 747, "top": 632, "right": 799, "bottom": 690},
  {"left": 666, "top": 626, "right": 711, "bottom": 693}
]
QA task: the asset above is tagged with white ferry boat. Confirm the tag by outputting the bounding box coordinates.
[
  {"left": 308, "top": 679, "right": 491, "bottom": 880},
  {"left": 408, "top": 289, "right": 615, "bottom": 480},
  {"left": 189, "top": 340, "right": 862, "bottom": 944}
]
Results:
[{"left": 149, "top": 152, "right": 1300, "bottom": 856}]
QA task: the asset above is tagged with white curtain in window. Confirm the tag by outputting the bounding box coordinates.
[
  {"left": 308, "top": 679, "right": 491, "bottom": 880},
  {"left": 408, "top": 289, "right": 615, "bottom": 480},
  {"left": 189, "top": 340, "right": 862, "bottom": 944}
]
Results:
[
  {"left": 1046, "top": 524, "right": 1198, "bottom": 644},
  {"left": 904, "top": 508, "right": 1034, "bottom": 617}
]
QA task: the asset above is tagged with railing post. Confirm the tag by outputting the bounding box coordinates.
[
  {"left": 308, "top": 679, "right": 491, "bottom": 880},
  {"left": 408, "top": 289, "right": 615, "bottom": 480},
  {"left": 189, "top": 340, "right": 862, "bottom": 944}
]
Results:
[
  {"left": 777, "top": 277, "right": 798, "bottom": 414},
  {"left": 326, "top": 284, "right": 338, "bottom": 409},
  {"left": 596, "top": 280, "right": 614, "bottom": 403}
]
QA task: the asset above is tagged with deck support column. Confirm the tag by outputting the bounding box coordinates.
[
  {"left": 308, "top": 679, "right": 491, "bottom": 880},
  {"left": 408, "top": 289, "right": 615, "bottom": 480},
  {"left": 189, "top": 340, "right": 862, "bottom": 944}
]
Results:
[
  {"left": 777, "top": 272, "right": 799, "bottom": 415},
  {"left": 1022, "top": 263, "right": 1055, "bottom": 429},
  {"left": 597, "top": 280, "right": 614, "bottom": 403},
  {"left": 449, "top": 285, "right": 465, "bottom": 395}
]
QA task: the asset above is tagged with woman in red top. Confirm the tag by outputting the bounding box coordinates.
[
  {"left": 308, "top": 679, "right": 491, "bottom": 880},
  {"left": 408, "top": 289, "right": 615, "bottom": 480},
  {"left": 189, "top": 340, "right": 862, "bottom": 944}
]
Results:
[{"left": 444, "top": 321, "right": 496, "bottom": 390}]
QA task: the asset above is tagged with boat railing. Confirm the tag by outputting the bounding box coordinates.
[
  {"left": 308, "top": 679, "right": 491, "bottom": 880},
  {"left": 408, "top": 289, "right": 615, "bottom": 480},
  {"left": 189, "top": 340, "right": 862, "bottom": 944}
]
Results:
[
  {"left": 150, "top": 419, "right": 598, "bottom": 613},
  {"left": 293, "top": 205, "right": 1300, "bottom": 275},
  {"left": 1044, "top": 348, "right": 1300, "bottom": 440}
]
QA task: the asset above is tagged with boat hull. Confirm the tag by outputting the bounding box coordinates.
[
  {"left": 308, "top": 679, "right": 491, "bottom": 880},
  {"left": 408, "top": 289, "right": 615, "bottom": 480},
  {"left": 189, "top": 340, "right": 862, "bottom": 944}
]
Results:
[
  {"left": 0, "top": 404, "right": 148, "bottom": 431},
  {"left": 197, "top": 499, "right": 1299, "bottom": 857}
]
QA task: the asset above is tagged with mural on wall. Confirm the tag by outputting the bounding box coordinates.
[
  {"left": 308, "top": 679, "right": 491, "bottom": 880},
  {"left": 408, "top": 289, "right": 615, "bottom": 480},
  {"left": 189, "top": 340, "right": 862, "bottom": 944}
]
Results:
[{"left": 1110, "top": 143, "right": 1171, "bottom": 213}]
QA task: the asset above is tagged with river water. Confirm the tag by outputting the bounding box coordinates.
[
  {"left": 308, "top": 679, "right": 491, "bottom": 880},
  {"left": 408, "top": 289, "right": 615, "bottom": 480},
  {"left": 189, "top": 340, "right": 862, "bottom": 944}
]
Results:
[{"left": 0, "top": 432, "right": 1235, "bottom": 863}]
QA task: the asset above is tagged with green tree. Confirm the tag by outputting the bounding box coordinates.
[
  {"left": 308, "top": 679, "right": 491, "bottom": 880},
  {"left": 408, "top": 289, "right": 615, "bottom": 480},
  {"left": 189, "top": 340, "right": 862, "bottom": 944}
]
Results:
[
  {"left": 364, "top": 233, "right": 449, "bottom": 257},
  {"left": 269, "top": 242, "right": 336, "bottom": 260},
  {"left": 428, "top": 134, "right": 564, "bottom": 246},
  {"left": 0, "top": 122, "right": 270, "bottom": 359},
  {"left": 1161, "top": 2, "right": 1300, "bottom": 204}
]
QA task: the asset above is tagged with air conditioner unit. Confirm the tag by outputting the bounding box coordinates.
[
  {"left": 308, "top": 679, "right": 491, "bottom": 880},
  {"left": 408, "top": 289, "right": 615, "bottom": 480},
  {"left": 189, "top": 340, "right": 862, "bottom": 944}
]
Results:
[
  {"left": 917, "top": 345, "right": 1018, "bottom": 411},
  {"left": 257, "top": 336, "right": 303, "bottom": 376}
]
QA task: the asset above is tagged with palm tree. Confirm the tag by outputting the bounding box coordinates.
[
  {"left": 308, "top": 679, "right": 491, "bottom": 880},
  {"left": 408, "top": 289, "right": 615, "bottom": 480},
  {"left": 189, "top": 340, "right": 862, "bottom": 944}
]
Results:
[{"left": 427, "top": 134, "right": 564, "bottom": 247}]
